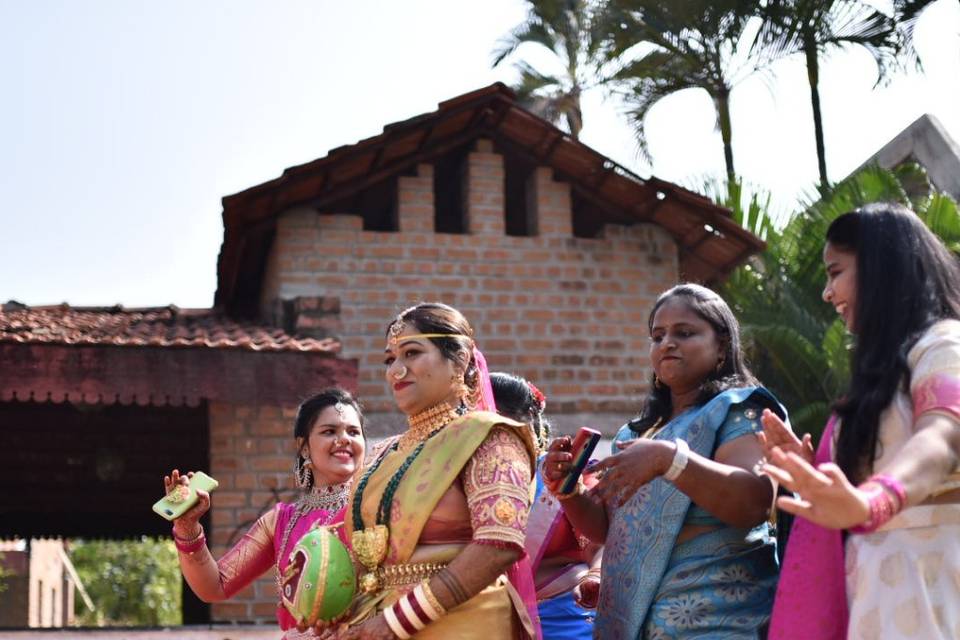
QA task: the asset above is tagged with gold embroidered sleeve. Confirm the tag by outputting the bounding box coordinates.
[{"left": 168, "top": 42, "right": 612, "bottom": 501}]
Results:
[
  {"left": 217, "top": 505, "right": 278, "bottom": 598},
  {"left": 461, "top": 426, "right": 533, "bottom": 550}
]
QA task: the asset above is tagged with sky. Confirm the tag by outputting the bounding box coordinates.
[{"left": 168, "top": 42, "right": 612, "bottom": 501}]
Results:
[{"left": 2, "top": 0, "right": 958, "bottom": 309}]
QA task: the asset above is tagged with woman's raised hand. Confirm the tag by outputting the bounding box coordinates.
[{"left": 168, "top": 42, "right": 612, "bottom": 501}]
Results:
[
  {"left": 163, "top": 469, "right": 211, "bottom": 538},
  {"left": 762, "top": 447, "right": 870, "bottom": 529},
  {"left": 542, "top": 436, "right": 574, "bottom": 488},
  {"left": 758, "top": 409, "right": 814, "bottom": 465},
  {"left": 591, "top": 439, "right": 673, "bottom": 508}
]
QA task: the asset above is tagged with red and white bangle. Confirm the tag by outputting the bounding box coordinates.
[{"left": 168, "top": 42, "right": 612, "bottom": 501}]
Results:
[
  {"left": 172, "top": 525, "right": 206, "bottom": 554},
  {"left": 850, "top": 474, "right": 907, "bottom": 534},
  {"left": 383, "top": 581, "right": 446, "bottom": 639}
]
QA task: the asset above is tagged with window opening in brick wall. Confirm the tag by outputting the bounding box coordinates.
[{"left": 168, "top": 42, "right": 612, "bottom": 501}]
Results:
[
  {"left": 503, "top": 151, "right": 538, "bottom": 236},
  {"left": 324, "top": 175, "right": 399, "bottom": 231},
  {"left": 433, "top": 144, "right": 470, "bottom": 234},
  {"left": 571, "top": 187, "right": 622, "bottom": 238}
]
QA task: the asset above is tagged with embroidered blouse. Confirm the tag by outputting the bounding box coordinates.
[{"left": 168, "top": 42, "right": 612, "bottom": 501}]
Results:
[{"left": 415, "top": 426, "right": 533, "bottom": 551}]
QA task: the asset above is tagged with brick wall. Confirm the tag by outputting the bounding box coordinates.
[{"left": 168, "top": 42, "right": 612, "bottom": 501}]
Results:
[
  {"left": 259, "top": 139, "right": 678, "bottom": 437},
  {"left": 207, "top": 401, "right": 301, "bottom": 624}
]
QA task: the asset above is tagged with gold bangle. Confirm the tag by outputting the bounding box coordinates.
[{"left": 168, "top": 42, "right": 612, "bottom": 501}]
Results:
[{"left": 420, "top": 580, "right": 447, "bottom": 617}]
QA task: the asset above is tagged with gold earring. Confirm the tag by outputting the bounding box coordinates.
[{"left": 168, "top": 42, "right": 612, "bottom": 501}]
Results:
[
  {"left": 654, "top": 375, "right": 663, "bottom": 390},
  {"left": 295, "top": 456, "right": 312, "bottom": 489}
]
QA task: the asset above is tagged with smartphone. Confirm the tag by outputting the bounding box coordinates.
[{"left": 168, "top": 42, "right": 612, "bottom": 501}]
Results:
[
  {"left": 152, "top": 471, "right": 219, "bottom": 521},
  {"left": 559, "top": 427, "right": 602, "bottom": 495}
]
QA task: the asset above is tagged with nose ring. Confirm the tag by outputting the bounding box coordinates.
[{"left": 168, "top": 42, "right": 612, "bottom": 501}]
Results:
[{"left": 393, "top": 364, "right": 408, "bottom": 381}]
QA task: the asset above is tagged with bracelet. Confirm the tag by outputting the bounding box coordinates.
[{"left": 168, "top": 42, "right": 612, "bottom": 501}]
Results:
[
  {"left": 869, "top": 473, "right": 907, "bottom": 509},
  {"left": 383, "top": 606, "right": 413, "bottom": 640},
  {"left": 662, "top": 438, "right": 690, "bottom": 482},
  {"left": 383, "top": 580, "right": 446, "bottom": 639},
  {"left": 417, "top": 581, "right": 447, "bottom": 618},
  {"left": 172, "top": 525, "right": 206, "bottom": 554},
  {"left": 849, "top": 481, "right": 901, "bottom": 534}
]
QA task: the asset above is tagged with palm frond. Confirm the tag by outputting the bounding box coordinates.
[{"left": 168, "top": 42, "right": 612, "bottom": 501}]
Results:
[
  {"left": 724, "top": 164, "right": 958, "bottom": 443},
  {"left": 492, "top": 18, "right": 559, "bottom": 68}
]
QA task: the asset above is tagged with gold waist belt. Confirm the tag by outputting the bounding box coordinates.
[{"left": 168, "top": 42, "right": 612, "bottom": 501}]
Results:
[{"left": 375, "top": 561, "right": 448, "bottom": 588}]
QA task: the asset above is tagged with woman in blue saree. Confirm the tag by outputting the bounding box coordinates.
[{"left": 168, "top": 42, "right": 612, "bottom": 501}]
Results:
[{"left": 544, "top": 284, "right": 785, "bottom": 639}]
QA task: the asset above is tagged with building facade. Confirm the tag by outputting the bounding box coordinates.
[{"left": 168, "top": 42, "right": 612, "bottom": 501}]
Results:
[{"left": 0, "top": 83, "right": 761, "bottom": 626}]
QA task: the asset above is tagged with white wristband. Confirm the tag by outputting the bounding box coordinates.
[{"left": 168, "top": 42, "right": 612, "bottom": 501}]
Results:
[{"left": 663, "top": 438, "right": 689, "bottom": 482}]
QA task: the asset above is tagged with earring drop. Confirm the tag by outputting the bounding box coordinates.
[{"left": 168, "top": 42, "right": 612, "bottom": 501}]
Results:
[
  {"left": 295, "top": 456, "right": 313, "bottom": 489},
  {"left": 393, "top": 364, "right": 408, "bottom": 381}
]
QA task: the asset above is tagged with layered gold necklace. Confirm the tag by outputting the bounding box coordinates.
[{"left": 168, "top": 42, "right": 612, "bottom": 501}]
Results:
[
  {"left": 397, "top": 401, "right": 462, "bottom": 452},
  {"left": 352, "top": 401, "right": 464, "bottom": 592}
]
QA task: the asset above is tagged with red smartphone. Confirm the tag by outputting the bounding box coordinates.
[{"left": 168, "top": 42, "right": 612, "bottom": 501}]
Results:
[{"left": 559, "top": 427, "right": 602, "bottom": 495}]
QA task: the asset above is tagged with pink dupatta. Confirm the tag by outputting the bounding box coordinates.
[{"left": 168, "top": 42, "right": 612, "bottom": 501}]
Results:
[
  {"left": 473, "top": 345, "right": 543, "bottom": 639},
  {"left": 768, "top": 415, "right": 848, "bottom": 639}
]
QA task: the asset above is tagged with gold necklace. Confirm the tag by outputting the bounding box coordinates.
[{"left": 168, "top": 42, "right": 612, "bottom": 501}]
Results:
[
  {"left": 642, "top": 417, "right": 665, "bottom": 440},
  {"left": 398, "top": 402, "right": 462, "bottom": 452}
]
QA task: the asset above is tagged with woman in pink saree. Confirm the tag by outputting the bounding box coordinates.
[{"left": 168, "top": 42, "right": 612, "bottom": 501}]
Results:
[
  {"left": 762, "top": 204, "right": 960, "bottom": 639},
  {"left": 162, "top": 388, "right": 366, "bottom": 640},
  {"left": 490, "top": 372, "right": 601, "bottom": 640}
]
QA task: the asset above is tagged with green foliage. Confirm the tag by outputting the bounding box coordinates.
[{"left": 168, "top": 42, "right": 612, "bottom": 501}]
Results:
[
  {"left": 721, "top": 163, "right": 960, "bottom": 440},
  {"left": 594, "top": 0, "right": 789, "bottom": 179},
  {"left": 0, "top": 553, "right": 11, "bottom": 594},
  {"left": 755, "top": 0, "right": 937, "bottom": 187},
  {"left": 492, "top": 0, "right": 605, "bottom": 139},
  {"left": 69, "top": 537, "right": 182, "bottom": 626}
]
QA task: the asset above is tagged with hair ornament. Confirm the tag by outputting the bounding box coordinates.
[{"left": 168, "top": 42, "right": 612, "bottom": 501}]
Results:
[{"left": 527, "top": 382, "right": 546, "bottom": 410}]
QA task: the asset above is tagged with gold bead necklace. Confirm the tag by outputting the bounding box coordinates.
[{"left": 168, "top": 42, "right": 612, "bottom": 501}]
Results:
[{"left": 398, "top": 402, "right": 462, "bottom": 451}]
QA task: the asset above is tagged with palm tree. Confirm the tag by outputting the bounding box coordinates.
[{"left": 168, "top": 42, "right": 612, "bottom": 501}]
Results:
[
  {"left": 596, "top": 0, "right": 786, "bottom": 182},
  {"left": 721, "top": 163, "right": 960, "bottom": 438},
  {"left": 757, "top": 0, "right": 938, "bottom": 190},
  {"left": 892, "top": 0, "right": 949, "bottom": 67},
  {"left": 492, "top": 0, "right": 603, "bottom": 140}
]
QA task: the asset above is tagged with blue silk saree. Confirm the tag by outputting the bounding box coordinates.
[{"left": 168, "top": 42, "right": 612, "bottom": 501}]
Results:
[{"left": 595, "top": 387, "right": 783, "bottom": 639}]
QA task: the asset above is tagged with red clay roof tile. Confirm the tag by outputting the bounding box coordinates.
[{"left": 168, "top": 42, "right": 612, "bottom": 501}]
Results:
[{"left": 0, "top": 302, "right": 339, "bottom": 354}]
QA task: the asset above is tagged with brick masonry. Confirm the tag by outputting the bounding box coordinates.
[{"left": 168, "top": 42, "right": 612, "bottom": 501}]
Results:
[
  {"left": 207, "top": 401, "right": 303, "bottom": 624},
  {"left": 259, "top": 138, "right": 679, "bottom": 438}
]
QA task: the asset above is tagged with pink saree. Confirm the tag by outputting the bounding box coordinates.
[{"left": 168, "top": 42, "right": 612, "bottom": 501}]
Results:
[
  {"left": 274, "top": 503, "right": 348, "bottom": 634},
  {"left": 767, "top": 416, "right": 848, "bottom": 639}
]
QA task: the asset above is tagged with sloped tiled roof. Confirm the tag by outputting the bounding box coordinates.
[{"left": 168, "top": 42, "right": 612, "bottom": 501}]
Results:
[
  {"left": 0, "top": 302, "right": 339, "bottom": 353},
  {"left": 216, "top": 83, "right": 764, "bottom": 316}
]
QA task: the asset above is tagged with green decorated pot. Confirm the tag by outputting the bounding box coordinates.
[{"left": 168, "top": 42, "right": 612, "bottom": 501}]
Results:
[{"left": 281, "top": 526, "right": 356, "bottom": 625}]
